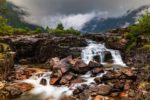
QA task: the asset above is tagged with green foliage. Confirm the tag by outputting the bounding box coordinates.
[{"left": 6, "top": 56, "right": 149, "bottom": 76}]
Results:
[
  {"left": 0, "top": 16, "right": 14, "bottom": 35},
  {"left": 47, "top": 24, "right": 81, "bottom": 36},
  {"left": 56, "top": 23, "right": 64, "bottom": 30},
  {"left": 130, "top": 12, "right": 150, "bottom": 35},
  {"left": 125, "top": 12, "right": 150, "bottom": 51}
]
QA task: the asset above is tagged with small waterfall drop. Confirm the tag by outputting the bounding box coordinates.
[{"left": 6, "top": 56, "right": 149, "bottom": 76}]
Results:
[
  {"left": 22, "top": 72, "right": 72, "bottom": 99},
  {"left": 81, "top": 40, "right": 126, "bottom": 66}
]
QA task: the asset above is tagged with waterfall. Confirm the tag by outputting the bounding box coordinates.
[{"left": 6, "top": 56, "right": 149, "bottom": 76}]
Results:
[
  {"left": 22, "top": 72, "right": 72, "bottom": 100},
  {"left": 81, "top": 40, "right": 126, "bottom": 66}
]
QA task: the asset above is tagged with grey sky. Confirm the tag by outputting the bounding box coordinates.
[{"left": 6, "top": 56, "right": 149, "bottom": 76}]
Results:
[{"left": 8, "top": 0, "right": 150, "bottom": 30}]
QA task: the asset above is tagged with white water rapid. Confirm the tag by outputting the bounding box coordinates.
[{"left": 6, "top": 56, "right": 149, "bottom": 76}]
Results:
[
  {"left": 21, "top": 71, "right": 106, "bottom": 100},
  {"left": 81, "top": 40, "right": 126, "bottom": 66}
]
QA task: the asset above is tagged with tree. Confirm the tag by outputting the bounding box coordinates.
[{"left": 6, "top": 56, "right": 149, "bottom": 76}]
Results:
[
  {"left": 0, "top": 16, "right": 14, "bottom": 35},
  {"left": 56, "top": 23, "right": 64, "bottom": 30},
  {"left": 130, "top": 12, "right": 150, "bottom": 35}
]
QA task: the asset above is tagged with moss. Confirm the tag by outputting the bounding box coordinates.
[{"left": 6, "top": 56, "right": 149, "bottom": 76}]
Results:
[
  {"left": 0, "top": 53, "right": 5, "bottom": 59},
  {"left": 139, "top": 81, "right": 150, "bottom": 89},
  {"left": 0, "top": 43, "right": 10, "bottom": 52},
  {"left": 142, "top": 44, "right": 150, "bottom": 51}
]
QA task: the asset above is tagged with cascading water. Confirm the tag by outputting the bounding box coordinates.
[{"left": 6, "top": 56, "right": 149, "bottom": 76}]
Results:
[
  {"left": 21, "top": 71, "right": 106, "bottom": 100},
  {"left": 19, "top": 40, "right": 126, "bottom": 100},
  {"left": 22, "top": 72, "right": 72, "bottom": 99},
  {"left": 81, "top": 40, "right": 126, "bottom": 66}
]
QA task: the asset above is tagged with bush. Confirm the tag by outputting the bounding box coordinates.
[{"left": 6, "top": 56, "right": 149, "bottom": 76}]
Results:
[
  {"left": 130, "top": 13, "right": 150, "bottom": 35},
  {"left": 0, "top": 16, "right": 14, "bottom": 35},
  {"left": 125, "top": 13, "right": 150, "bottom": 51},
  {"left": 47, "top": 24, "right": 81, "bottom": 36}
]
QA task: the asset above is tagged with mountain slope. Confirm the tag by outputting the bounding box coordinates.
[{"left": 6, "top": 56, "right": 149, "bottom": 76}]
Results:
[
  {"left": 82, "top": 5, "right": 150, "bottom": 33},
  {"left": 0, "top": 2, "right": 43, "bottom": 30}
]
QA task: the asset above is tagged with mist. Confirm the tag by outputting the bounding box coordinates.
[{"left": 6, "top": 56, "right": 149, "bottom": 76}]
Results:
[{"left": 8, "top": 0, "right": 150, "bottom": 30}]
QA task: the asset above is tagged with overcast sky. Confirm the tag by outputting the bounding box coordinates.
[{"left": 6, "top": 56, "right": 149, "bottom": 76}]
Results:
[{"left": 8, "top": 0, "right": 150, "bottom": 30}]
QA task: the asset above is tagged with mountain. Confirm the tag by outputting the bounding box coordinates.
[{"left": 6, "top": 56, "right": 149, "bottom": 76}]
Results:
[
  {"left": 0, "top": 1, "right": 43, "bottom": 30},
  {"left": 82, "top": 5, "right": 150, "bottom": 33}
]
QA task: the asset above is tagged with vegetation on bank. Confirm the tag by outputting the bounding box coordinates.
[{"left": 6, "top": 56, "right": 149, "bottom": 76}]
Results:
[
  {"left": 0, "top": 16, "right": 44, "bottom": 35},
  {"left": 0, "top": 0, "right": 81, "bottom": 36},
  {"left": 46, "top": 23, "right": 80, "bottom": 36},
  {"left": 0, "top": 16, "right": 81, "bottom": 36},
  {"left": 125, "top": 12, "right": 150, "bottom": 51}
]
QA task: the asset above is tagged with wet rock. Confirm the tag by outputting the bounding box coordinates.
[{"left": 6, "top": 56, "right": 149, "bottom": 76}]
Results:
[
  {"left": 3, "top": 35, "right": 87, "bottom": 63},
  {"left": 88, "top": 61, "right": 102, "bottom": 68},
  {"left": 73, "top": 88, "right": 82, "bottom": 95},
  {"left": 94, "top": 78, "right": 102, "bottom": 84},
  {"left": 50, "top": 77, "right": 59, "bottom": 85},
  {"left": 0, "top": 82, "right": 5, "bottom": 90},
  {"left": 59, "top": 78, "right": 68, "bottom": 85},
  {"left": 14, "top": 83, "right": 33, "bottom": 92},
  {"left": 102, "top": 72, "right": 115, "bottom": 80},
  {"left": 104, "top": 51, "right": 113, "bottom": 63},
  {"left": 40, "top": 78, "right": 47, "bottom": 86},
  {"left": 121, "top": 68, "right": 135, "bottom": 77},
  {"left": 60, "top": 73, "right": 74, "bottom": 85},
  {"left": 60, "top": 95, "right": 72, "bottom": 100},
  {"left": 15, "top": 68, "right": 37, "bottom": 80},
  {"left": 110, "top": 92, "right": 119, "bottom": 97},
  {"left": 47, "top": 57, "right": 60, "bottom": 70},
  {"left": 124, "top": 80, "right": 132, "bottom": 90},
  {"left": 119, "top": 91, "right": 128, "bottom": 98},
  {"left": 52, "top": 69, "right": 63, "bottom": 78},
  {"left": 94, "top": 95, "right": 105, "bottom": 100},
  {"left": 112, "top": 82, "right": 124, "bottom": 92},
  {"left": 71, "top": 78, "right": 85, "bottom": 84},
  {"left": 97, "top": 85, "right": 112, "bottom": 96},
  {"left": 93, "top": 55, "right": 100, "bottom": 62},
  {"left": 92, "top": 68, "right": 104, "bottom": 74},
  {"left": 4, "top": 85, "right": 22, "bottom": 98},
  {"left": 18, "top": 59, "right": 29, "bottom": 64},
  {"left": 73, "top": 60, "right": 88, "bottom": 73}
]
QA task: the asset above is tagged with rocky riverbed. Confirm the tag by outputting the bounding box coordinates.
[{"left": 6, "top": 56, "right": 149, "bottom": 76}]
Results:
[{"left": 0, "top": 31, "right": 150, "bottom": 100}]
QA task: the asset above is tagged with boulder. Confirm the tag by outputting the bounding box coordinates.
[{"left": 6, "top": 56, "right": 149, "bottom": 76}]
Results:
[
  {"left": 88, "top": 61, "right": 102, "bottom": 68},
  {"left": 92, "top": 68, "right": 104, "bottom": 74},
  {"left": 94, "top": 95, "right": 105, "bottom": 100},
  {"left": 72, "top": 60, "right": 88, "bottom": 73},
  {"left": 97, "top": 85, "right": 112, "bottom": 96},
  {"left": 13, "top": 83, "right": 33, "bottom": 92},
  {"left": 104, "top": 51, "right": 113, "bottom": 63},
  {"left": 47, "top": 57, "right": 60, "bottom": 70},
  {"left": 50, "top": 77, "right": 60, "bottom": 85},
  {"left": 94, "top": 78, "right": 102, "bottom": 84},
  {"left": 0, "top": 82, "right": 5, "bottom": 90},
  {"left": 4, "top": 85, "right": 22, "bottom": 98}
]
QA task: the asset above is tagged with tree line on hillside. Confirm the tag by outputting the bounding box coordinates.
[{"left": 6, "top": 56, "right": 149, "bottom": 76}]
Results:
[{"left": 0, "top": 16, "right": 80, "bottom": 36}]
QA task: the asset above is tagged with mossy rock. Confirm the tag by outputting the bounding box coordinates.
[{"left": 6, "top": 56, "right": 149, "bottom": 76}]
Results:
[
  {"left": 0, "top": 43, "right": 11, "bottom": 53},
  {"left": 0, "top": 53, "right": 6, "bottom": 59},
  {"left": 142, "top": 44, "right": 150, "bottom": 51}
]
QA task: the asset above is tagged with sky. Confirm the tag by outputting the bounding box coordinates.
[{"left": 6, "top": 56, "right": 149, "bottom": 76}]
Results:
[{"left": 8, "top": 0, "right": 150, "bottom": 30}]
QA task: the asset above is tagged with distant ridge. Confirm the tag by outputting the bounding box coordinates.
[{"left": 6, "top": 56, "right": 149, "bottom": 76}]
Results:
[{"left": 82, "top": 5, "right": 150, "bottom": 33}]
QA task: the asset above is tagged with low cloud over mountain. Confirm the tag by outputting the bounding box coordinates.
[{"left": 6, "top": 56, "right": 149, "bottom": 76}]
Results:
[{"left": 7, "top": 0, "right": 150, "bottom": 32}]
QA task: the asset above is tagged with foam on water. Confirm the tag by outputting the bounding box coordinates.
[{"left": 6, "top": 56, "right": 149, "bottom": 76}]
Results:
[
  {"left": 21, "top": 71, "right": 107, "bottom": 100},
  {"left": 22, "top": 72, "right": 72, "bottom": 99},
  {"left": 81, "top": 40, "right": 126, "bottom": 66}
]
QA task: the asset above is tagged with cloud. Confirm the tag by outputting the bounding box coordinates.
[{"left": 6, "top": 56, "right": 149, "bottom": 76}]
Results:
[
  {"left": 8, "top": 0, "right": 150, "bottom": 31},
  {"left": 41, "top": 11, "right": 108, "bottom": 30}
]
